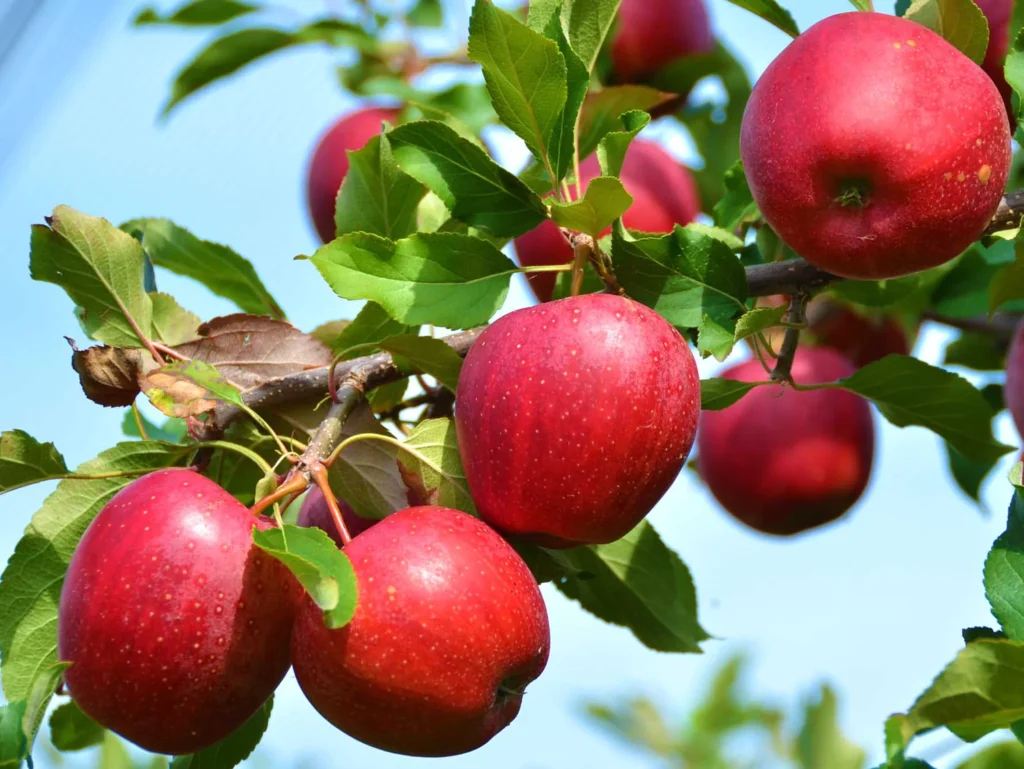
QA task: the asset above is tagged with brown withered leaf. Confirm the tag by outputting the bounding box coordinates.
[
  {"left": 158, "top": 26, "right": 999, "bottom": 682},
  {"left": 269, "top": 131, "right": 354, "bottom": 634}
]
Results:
[
  {"left": 71, "top": 345, "right": 156, "bottom": 407},
  {"left": 139, "top": 359, "right": 241, "bottom": 419},
  {"left": 173, "top": 314, "right": 333, "bottom": 389}
]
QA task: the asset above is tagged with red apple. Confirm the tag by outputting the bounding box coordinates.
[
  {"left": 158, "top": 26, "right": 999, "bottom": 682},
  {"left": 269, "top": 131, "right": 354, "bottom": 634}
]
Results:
[
  {"left": 806, "top": 300, "right": 912, "bottom": 369},
  {"left": 291, "top": 506, "right": 549, "bottom": 757},
  {"left": 741, "top": 12, "right": 1011, "bottom": 280},
  {"left": 58, "top": 468, "right": 295, "bottom": 755},
  {"left": 297, "top": 487, "right": 377, "bottom": 546},
  {"left": 697, "top": 348, "right": 875, "bottom": 535},
  {"left": 610, "top": 0, "right": 714, "bottom": 84},
  {"left": 514, "top": 139, "right": 700, "bottom": 302},
  {"left": 455, "top": 293, "right": 700, "bottom": 546},
  {"left": 1004, "top": 323, "right": 1024, "bottom": 436},
  {"left": 306, "top": 107, "right": 400, "bottom": 243},
  {"left": 975, "top": 0, "right": 1015, "bottom": 128}
]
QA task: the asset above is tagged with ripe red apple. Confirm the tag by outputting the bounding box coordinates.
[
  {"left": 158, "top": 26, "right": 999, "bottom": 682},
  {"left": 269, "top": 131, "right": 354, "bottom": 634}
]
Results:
[
  {"left": 975, "top": 0, "right": 1014, "bottom": 128},
  {"left": 297, "top": 487, "right": 377, "bottom": 546},
  {"left": 514, "top": 139, "right": 700, "bottom": 302},
  {"left": 291, "top": 506, "right": 549, "bottom": 757},
  {"left": 609, "top": 0, "right": 714, "bottom": 84},
  {"left": 455, "top": 293, "right": 700, "bottom": 546},
  {"left": 306, "top": 107, "right": 399, "bottom": 243},
  {"left": 741, "top": 12, "right": 1011, "bottom": 280},
  {"left": 697, "top": 348, "right": 875, "bottom": 535},
  {"left": 58, "top": 468, "right": 295, "bottom": 755},
  {"left": 1004, "top": 323, "right": 1024, "bottom": 436}
]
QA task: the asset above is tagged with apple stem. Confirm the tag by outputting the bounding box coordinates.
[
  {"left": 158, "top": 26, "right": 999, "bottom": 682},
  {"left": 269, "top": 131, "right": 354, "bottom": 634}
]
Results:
[
  {"left": 312, "top": 464, "right": 353, "bottom": 546},
  {"left": 570, "top": 235, "right": 591, "bottom": 296},
  {"left": 771, "top": 292, "right": 809, "bottom": 384},
  {"left": 250, "top": 472, "right": 309, "bottom": 518}
]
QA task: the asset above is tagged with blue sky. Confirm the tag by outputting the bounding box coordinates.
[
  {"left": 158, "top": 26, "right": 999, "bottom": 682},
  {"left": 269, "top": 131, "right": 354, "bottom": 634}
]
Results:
[{"left": 0, "top": 1, "right": 1017, "bottom": 767}]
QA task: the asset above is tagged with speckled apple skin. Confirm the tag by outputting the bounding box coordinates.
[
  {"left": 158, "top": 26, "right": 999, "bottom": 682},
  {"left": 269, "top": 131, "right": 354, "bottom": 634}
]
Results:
[
  {"left": 741, "top": 12, "right": 1011, "bottom": 280},
  {"left": 58, "top": 468, "right": 295, "bottom": 755},
  {"left": 455, "top": 294, "right": 700, "bottom": 547},
  {"left": 291, "top": 507, "right": 549, "bottom": 757},
  {"left": 697, "top": 348, "right": 875, "bottom": 536}
]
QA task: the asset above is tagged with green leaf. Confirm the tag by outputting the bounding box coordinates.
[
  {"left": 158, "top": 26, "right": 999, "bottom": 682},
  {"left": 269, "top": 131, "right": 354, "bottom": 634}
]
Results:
[
  {"left": 700, "top": 378, "right": 760, "bottom": 411},
  {"left": 388, "top": 120, "right": 546, "bottom": 237},
  {"left": 0, "top": 701, "right": 26, "bottom": 768},
  {"left": 49, "top": 702, "right": 103, "bottom": 752},
  {"left": 733, "top": 305, "right": 787, "bottom": 344},
  {"left": 928, "top": 246, "right": 1000, "bottom": 318},
  {"left": 613, "top": 224, "right": 748, "bottom": 330},
  {"left": 335, "top": 134, "right": 426, "bottom": 240},
  {"left": 990, "top": 231, "right": 1024, "bottom": 315},
  {"left": 795, "top": 685, "right": 866, "bottom": 769},
  {"left": 0, "top": 430, "right": 68, "bottom": 494},
  {"left": 549, "top": 177, "right": 632, "bottom": 237},
  {"left": 31, "top": 206, "right": 152, "bottom": 348},
  {"left": 903, "top": 639, "right": 1024, "bottom": 742},
  {"left": 377, "top": 335, "right": 464, "bottom": 392},
  {"left": 561, "top": 0, "right": 622, "bottom": 72},
  {"left": 847, "top": 0, "right": 874, "bottom": 9},
  {"left": 140, "top": 359, "right": 243, "bottom": 419},
  {"left": 162, "top": 22, "right": 372, "bottom": 114},
  {"left": 555, "top": 520, "right": 709, "bottom": 652},
  {"left": 150, "top": 292, "right": 202, "bottom": 345},
  {"left": 946, "top": 442, "right": 999, "bottom": 505},
  {"left": 310, "top": 231, "right": 517, "bottom": 329},
  {"left": 956, "top": 741, "right": 1024, "bottom": 768},
  {"left": 399, "top": 418, "right": 476, "bottom": 514},
  {"left": 407, "top": 0, "right": 443, "bottom": 27},
  {"left": 253, "top": 526, "right": 356, "bottom": 628},
  {"left": 468, "top": 0, "right": 568, "bottom": 177},
  {"left": 835, "top": 355, "right": 1012, "bottom": 463},
  {"left": 904, "top": 0, "right": 989, "bottom": 65},
  {"left": 944, "top": 332, "right": 1007, "bottom": 371},
  {"left": 329, "top": 302, "right": 416, "bottom": 358},
  {"left": 985, "top": 488, "right": 1024, "bottom": 640},
  {"left": 170, "top": 699, "right": 271, "bottom": 768},
  {"left": 831, "top": 274, "right": 926, "bottom": 308},
  {"left": 410, "top": 84, "right": 498, "bottom": 135},
  {"left": 0, "top": 442, "right": 184, "bottom": 702},
  {"left": 896, "top": 0, "right": 912, "bottom": 13},
  {"left": 597, "top": 110, "right": 650, "bottom": 178},
  {"left": 1006, "top": 32, "right": 1024, "bottom": 128},
  {"left": 713, "top": 161, "right": 759, "bottom": 232},
  {"left": 120, "top": 411, "right": 187, "bottom": 443},
  {"left": 577, "top": 86, "right": 674, "bottom": 161},
  {"left": 697, "top": 315, "right": 736, "bottom": 361},
  {"left": 134, "top": 0, "right": 258, "bottom": 25},
  {"left": 123, "top": 218, "right": 283, "bottom": 318},
  {"left": 722, "top": 0, "right": 799, "bottom": 37}
]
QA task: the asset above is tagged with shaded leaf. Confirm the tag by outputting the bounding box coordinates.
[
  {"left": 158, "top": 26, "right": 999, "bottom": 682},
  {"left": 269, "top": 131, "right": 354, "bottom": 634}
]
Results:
[
  {"left": 597, "top": 110, "right": 650, "bottom": 178},
  {"left": 701, "top": 378, "right": 760, "bottom": 411},
  {"left": 0, "top": 431, "right": 68, "bottom": 494},
  {"left": 904, "top": 0, "right": 989, "bottom": 65},
  {"left": 577, "top": 86, "right": 675, "bottom": 160},
  {"left": 49, "top": 702, "right": 103, "bottom": 752},
  {"left": 713, "top": 161, "right": 759, "bottom": 232},
  {"left": 399, "top": 418, "right": 476, "bottom": 513},
  {"left": 329, "top": 302, "right": 415, "bottom": 358},
  {"left": 723, "top": 0, "right": 799, "bottom": 37},
  {"left": 377, "top": 335, "right": 464, "bottom": 392},
  {"left": 335, "top": 134, "right": 426, "bottom": 240},
  {"left": 946, "top": 441, "right": 999, "bottom": 505}
]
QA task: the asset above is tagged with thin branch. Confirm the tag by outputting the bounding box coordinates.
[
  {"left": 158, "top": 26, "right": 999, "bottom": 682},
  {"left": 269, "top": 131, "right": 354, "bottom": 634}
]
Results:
[
  {"left": 746, "top": 260, "right": 837, "bottom": 297},
  {"left": 923, "top": 311, "right": 1019, "bottom": 338},
  {"left": 771, "top": 292, "right": 808, "bottom": 384}
]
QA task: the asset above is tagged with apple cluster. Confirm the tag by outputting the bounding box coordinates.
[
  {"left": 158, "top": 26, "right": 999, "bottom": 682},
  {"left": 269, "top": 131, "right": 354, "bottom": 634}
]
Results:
[{"left": 53, "top": 0, "right": 1019, "bottom": 762}]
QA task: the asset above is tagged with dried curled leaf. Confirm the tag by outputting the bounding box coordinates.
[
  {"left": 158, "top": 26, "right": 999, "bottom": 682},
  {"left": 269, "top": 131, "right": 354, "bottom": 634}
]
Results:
[{"left": 70, "top": 345, "right": 155, "bottom": 407}]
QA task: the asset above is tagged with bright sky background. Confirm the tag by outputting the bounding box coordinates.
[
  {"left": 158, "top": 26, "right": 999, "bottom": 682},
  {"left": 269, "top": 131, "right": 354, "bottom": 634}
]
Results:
[{"left": 0, "top": 1, "right": 1018, "bottom": 767}]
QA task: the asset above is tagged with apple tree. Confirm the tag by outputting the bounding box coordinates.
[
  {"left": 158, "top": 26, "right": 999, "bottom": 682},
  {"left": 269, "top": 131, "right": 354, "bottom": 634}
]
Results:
[{"left": 3, "top": 0, "right": 1024, "bottom": 766}]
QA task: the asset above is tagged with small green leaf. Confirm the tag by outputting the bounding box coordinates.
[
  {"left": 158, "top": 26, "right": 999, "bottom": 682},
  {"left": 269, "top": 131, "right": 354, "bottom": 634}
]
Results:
[
  {"left": 0, "top": 430, "right": 68, "bottom": 494},
  {"left": 597, "top": 110, "right": 650, "bottom": 178},
  {"left": 335, "top": 134, "right": 426, "bottom": 240},
  {"left": 49, "top": 702, "right": 103, "bottom": 752},
  {"left": 140, "top": 360, "right": 243, "bottom": 419},
  {"left": 990, "top": 231, "right": 1024, "bottom": 315},
  {"left": 713, "top": 161, "right": 759, "bottom": 232},
  {"left": 836, "top": 355, "right": 1013, "bottom": 463},
  {"left": 134, "top": 0, "right": 258, "bottom": 25},
  {"left": 549, "top": 177, "right": 633, "bottom": 237},
  {"left": 377, "top": 335, "right": 464, "bottom": 392},
  {"left": 310, "top": 232, "right": 517, "bottom": 329},
  {"left": 400, "top": 418, "right": 476, "bottom": 514},
  {"left": 388, "top": 120, "right": 546, "bottom": 238},
  {"left": 722, "top": 0, "right": 799, "bottom": 37},
  {"left": 330, "top": 302, "right": 416, "bottom": 359},
  {"left": 577, "top": 86, "right": 674, "bottom": 161},
  {"left": 0, "top": 442, "right": 184, "bottom": 703},
  {"left": 407, "top": 0, "right": 443, "bottom": 27},
  {"left": 946, "top": 442, "right": 999, "bottom": 505},
  {"left": 700, "top": 378, "right": 761, "bottom": 411},
  {"left": 733, "top": 305, "right": 787, "bottom": 344},
  {"left": 123, "top": 218, "right": 283, "bottom": 318},
  {"left": 944, "top": 332, "right": 1007, "bottom": 371},
  {"left": 795, "top": 685, "right": 866, "bottom": 769},
  {"left": 613, "top": 224, "right": 748, "bottom": 331},
  {"left": 31, "top": 206, "right": 153, "bottom": 348},
  {"left": 985, "top": 488, "right": 1024, "bottom": 640},
  {"left": 468, "top": 0, "right": 568, "bottom": 177},
  {"left": 170, "top": 696, "right": 272, "bottom": 768},
  {"left": 253, "top": 526, "right": 357, "bottom": 628},
  {"left": 555, "top": 520, "right": 709, "bottom": 652},
  {"left": 150, "top": 292, "right": 202, "bottom": 345},
  {"left": 903, "top": 639, "right": 1024, "bottom": 742},
  {"left": 696, "top": 315, "right": 736, "bottom": 361},
  {"left": 831, "top": 274, "right": 926, "bottom": 308},
  {"left": 904, "top": 0, "right": 990, "bottom": 64}
]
